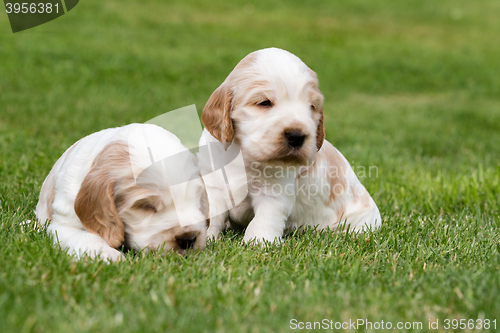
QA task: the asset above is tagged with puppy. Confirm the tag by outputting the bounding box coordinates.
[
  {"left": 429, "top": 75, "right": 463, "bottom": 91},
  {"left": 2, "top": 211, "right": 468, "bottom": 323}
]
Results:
[
  {"left": 199, "top": 48, "right": 381, "bottom": 243},
  {"left": 36, "top": 124, "right": 208, "bottom": 261}
]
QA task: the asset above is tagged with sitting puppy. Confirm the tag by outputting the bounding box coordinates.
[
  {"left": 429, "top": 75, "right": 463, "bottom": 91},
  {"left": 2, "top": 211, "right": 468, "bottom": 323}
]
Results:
[
  {"left": 199, "top": 48, "right": 381, "bottom": 243},
  {"left": 36, "top": 124, "right": 208, "bottom": 261}
]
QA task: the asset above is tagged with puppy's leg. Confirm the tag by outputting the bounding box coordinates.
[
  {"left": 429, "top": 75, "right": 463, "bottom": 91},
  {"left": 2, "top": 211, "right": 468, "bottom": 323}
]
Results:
[
  {"left": 207, "top": 214, "right": 229, "bottom": 240},
  {"left": 48, "top": 221, "right": 124, "bottom": 262},
  {"left": 207, "top": 211, "right": 229, "bottom": 240},
  {"left": 243, "top": 195, "right": 291, "bottom": 243},
  {"left": 206, "top": 187, "right": 229, "bottom": 240}
]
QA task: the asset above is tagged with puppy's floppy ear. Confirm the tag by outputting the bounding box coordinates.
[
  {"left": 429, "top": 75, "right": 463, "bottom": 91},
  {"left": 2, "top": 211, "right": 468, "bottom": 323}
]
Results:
[
  {"left": 316, "top": 106, "right": 325, "bottom": 151},
  {"left": 202, "top": 81, "right": 234, "bottom": 144},
  {"left": 74, "top": 142, "right": 129, "bottom": 249},
  {"left": 307, "top": 68, "right": 325, "bottom": 151}
]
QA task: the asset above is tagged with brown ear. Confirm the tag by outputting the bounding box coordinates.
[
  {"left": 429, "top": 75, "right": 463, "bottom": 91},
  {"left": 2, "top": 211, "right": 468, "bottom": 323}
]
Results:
[
  {"left": 316, "top": 107, "right": 325, "bottom": 151},
  {"left": 202, "top": 82, "right": 234, "bottom": 144},
  {"left": 74, "top": 142, "right": 129, "bottom": 249}
]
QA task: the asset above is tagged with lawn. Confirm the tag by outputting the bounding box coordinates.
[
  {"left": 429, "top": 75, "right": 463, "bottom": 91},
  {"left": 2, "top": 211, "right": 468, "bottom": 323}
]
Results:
[{"left": 1, "top": 0, "right": 499, "bottom": 332}]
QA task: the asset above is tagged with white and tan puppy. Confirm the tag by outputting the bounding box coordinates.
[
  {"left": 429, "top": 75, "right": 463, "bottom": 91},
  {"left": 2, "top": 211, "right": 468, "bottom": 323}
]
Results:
[
  {"left": 36, "top": 124, "right": 208, "bottom": 261},
  {"left": 199, "top": 48, "right": 381, "bottom": 243}
]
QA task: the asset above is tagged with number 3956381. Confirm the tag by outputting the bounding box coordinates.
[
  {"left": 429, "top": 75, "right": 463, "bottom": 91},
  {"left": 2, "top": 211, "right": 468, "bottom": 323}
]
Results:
[{"left": 5, "top": 3, "right": 60, "bottom": 14}]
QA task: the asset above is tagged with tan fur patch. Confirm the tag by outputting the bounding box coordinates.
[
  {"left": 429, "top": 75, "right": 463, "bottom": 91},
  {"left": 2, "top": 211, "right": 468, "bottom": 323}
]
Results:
[
  {"left": 202, "top": 85, "right": 234, "bottom": 143},
  {"left": 316, "top": 107, "right": 325, "bottom": 151},
  {"left": 305, "top": 68, "right": 325, "bottom": 151},
  {"left": 202, "top": 53, "right": 258, "bottom": 144},
  {"left": 319, "top": 143, "right": 348, "bottom": 203},
  {"left": 74, "top": 142, "right": 131, "bottom": 249},
  {"left": 354, "top": 189, "right": 372, "bottom": 208}
]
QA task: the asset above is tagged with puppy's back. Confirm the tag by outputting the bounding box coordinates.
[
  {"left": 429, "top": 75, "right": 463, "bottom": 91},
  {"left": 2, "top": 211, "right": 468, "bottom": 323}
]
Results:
[{"left": 36, "top": 125, "right": 141, "bottom": 224}]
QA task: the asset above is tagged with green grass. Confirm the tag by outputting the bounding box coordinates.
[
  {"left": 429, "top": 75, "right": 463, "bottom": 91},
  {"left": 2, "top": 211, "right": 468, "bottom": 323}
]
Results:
[{"left": 1, "top": 0, "right": 499, "bottom": 332}]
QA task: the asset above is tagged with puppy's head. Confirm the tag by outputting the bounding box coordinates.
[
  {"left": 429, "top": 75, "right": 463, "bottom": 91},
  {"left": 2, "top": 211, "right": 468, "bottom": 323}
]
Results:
[
  {"left": 202, "top": 48, "right": 325, "bottom": 165},
  {"left": 74, "top": 141, "right": 207, "bottom": 256}
]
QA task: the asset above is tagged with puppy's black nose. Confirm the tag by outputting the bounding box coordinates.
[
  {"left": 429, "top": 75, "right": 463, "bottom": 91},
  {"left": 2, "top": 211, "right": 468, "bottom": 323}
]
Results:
[
  {"left": 285, "top": 130, "right": 306, "bottom": 148},
  {"left": 176, "top": 235, "right": 197, "bottom": 250}
]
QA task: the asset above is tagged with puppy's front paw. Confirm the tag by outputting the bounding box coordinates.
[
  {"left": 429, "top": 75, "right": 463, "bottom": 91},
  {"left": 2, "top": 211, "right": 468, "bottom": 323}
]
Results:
[
  {"left": 99, "top": 248, "right": 125, "bottom": 263},
  {"left": 207, "top": 226, "right": 222, "bottom": 241},
  {"left": 243, "top": 221, "right": 284, "bottom": 245}
]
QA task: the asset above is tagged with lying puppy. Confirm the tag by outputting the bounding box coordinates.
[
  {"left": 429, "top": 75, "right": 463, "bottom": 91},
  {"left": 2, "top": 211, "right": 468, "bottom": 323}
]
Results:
[
  {"left": 200, "top": 48, "right": 381, "bottom": 243},
  {"left": 36, "top": 124, "right": 208, "bottom": 261}
]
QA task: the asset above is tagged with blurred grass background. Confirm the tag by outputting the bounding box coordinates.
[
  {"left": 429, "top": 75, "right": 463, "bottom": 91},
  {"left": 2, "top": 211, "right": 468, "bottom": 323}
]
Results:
[{"left": 0, "top": 0, "right": 499, "bottom": 332}]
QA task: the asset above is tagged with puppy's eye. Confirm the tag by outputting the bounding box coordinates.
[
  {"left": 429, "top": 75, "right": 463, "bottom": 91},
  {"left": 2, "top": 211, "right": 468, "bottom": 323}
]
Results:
[
  {"left": 310, "top": 105, "right": 316, "bottom": 111},
  {"left": 140, "top": 203, "right": 157, "bottom": 212},
  {"left": 132, "top": 200, "right": 157, "bottom": 213},
  {"left": 257, "top": 100, "right": 272, "bottom": 107}
]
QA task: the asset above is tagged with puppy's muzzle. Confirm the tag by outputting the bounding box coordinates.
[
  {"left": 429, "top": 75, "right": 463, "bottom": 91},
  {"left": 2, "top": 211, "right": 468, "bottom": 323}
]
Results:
[
  {"left": 175, "top": 232, "right": 198, "bottom": 250},
  {"left": 285, "top": 130, "right": 306, "bottom": 148}
]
